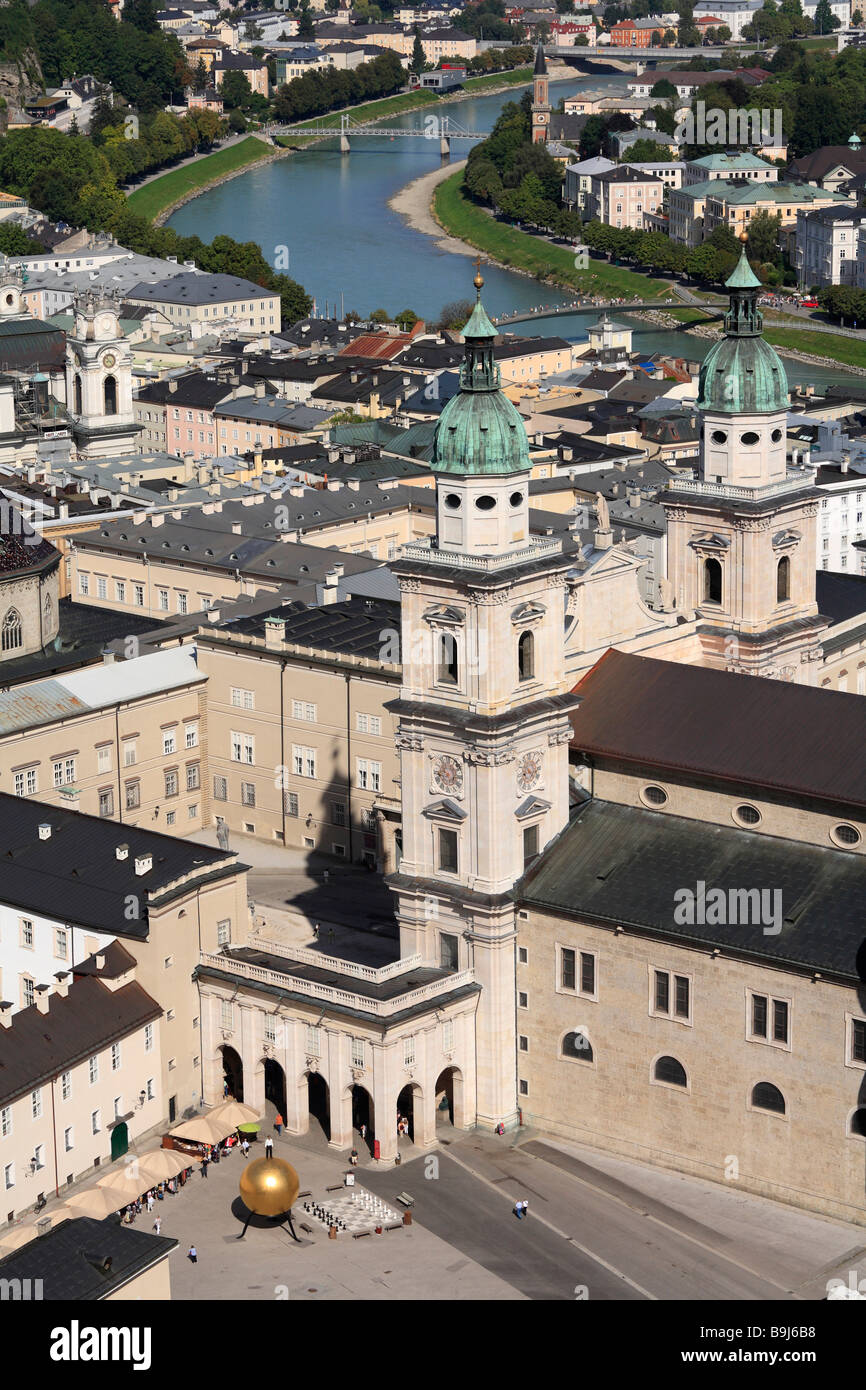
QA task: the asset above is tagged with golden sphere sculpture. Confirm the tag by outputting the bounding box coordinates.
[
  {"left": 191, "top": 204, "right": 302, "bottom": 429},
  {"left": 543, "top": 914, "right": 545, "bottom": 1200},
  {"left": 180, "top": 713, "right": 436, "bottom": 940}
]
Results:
[{"left": 239, "top": 1157, "right": 300, "bottom": 1218}]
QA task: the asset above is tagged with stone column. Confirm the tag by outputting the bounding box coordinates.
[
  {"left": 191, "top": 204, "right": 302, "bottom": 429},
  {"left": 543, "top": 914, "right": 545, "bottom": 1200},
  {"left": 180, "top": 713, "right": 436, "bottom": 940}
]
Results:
[
  {"left": 327, "top": 1031, "right": 352, "bottom": 1151},
  {"left": 371, "top": 1044, "right": 397, "bottom": 1164},
  {"left": 239, "top": 1004, "right": 265, "bottom": 1116},
  {"left": 284, "top": 1020, "right": 306, "bottom": 1136}
]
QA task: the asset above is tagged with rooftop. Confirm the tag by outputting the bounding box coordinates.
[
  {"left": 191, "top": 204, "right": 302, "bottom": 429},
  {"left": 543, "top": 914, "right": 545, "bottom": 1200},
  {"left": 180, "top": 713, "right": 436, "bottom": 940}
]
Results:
[
  {"left": 520, "top": 798, "right": 866, "bottom": 980},
  {"left": 572, "top": 649, "right": 866, "bottom": 811},
  {"left": 0, "top": 1217, "right": 177, "bottom": 1300},
  {"left": 127, "top": 272, "right": 274, "bottom": 306},
  {"left": 0, "top": 793, "right": 238, "bottom": 936}
]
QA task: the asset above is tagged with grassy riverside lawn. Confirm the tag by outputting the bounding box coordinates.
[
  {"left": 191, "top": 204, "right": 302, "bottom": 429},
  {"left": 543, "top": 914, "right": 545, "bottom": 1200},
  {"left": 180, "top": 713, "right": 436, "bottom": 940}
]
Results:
[
  {"left": 273, "top": 70, "right": 534, "bottom": 147},
  {"left": 763, "top": 325, "right": 866, "bottom": 369},
  {"left": 126, "top": 135, "right": 273, "bottom": 221},
  {"left": 433, "top": 168, "right": 671, "bottom": 299}
]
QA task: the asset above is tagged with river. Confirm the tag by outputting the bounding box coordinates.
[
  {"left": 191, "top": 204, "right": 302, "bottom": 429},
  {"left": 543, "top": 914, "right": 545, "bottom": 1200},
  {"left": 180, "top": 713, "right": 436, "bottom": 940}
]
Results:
[{"left": 168, "top": 72, "right": 857, "bottom": 390}]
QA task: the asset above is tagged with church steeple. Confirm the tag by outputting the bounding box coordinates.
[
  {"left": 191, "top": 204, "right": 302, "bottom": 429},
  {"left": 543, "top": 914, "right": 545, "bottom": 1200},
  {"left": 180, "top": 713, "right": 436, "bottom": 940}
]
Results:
[{"left": 531, "top": 42, "right": 549, "bottom": 144}]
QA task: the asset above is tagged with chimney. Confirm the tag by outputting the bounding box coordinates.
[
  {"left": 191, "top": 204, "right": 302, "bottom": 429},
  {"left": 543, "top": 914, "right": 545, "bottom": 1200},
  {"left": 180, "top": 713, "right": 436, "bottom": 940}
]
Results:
[
  {"left": 322, "top": 567, "right": 341, "bottom": 604},
  {"left": 95, "top": 952, "right": 105, "bottom": 971},
  {"left": 231, "top": 521, "right": 242, "bottom": 534},
  {"left": 58, "top": 501, "right": 69, "bottom": 520},
  {"left": 327, "top": 480, "right": 341, "bottom": 491},
  {"left": 347, "top": 479, "right": 360, "bottom": 491},
  {"left": 102, "top": 649, "right": 116, "bottom": 665},
  {"left": 116, "top": 844, "right": 129, "bottom": 861},
  {"left": 38, "top": 823, "right": 51, "bottom": 841},
  {"left": 289, "top": 485, "right": 304, "bottom": 497},
  {"left": 264, "top": 616, "right": 286, "bottom": 648},
  {"left": 255, "top": 382, "right": 265, "bottom": 398},
  {"left": 168, "top": 379, "right": 178, "bottom": 393},
  {"left": 207, "top": 607, "right": 221, "bottom": 623},
  {"left": 53, "top": 972, "right": 70, "bottom": 998},
  {"left": 134, "top": 853, "right": 153, "bottom": 876},
  {"left": 35, "top": 984, "right": 50, "bottom": 1015},
  {"left": 0, "top": 1003, "right": 12, "bottom": 1029}
]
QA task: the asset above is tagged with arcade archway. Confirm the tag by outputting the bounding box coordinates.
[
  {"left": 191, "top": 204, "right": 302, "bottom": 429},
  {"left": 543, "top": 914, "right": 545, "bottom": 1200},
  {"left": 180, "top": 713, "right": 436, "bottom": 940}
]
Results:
[
  {"left": 397, "top": 1083, "right": 418, "bottom": 1143},
  {"left": 307, "top": 1071, "right": 330, "bottom": 1140},
  {"left": 351, "top": 1084, "right": 375, "bottom": 1153},
  {"left": 220, "top": 1045, "right": 244, "bottom": 1102},
  {"left": 434, "top": 1066, "right": 465, "bottom": 1129},
  {"left": 264, "top": 1058, "right": 286, "bottom": 1119}
]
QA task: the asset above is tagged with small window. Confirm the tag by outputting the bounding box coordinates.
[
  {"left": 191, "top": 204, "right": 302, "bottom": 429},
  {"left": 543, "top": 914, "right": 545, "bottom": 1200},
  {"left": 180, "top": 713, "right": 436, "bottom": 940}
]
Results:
[
  {"left": 438, "top": 828, "right": 458, "bottom": 874},
  {"left": 703, "top": 557, "right": 722, "bottom": 604},
  {"left": 710, "top": 429, "right": 727, "bottom": 445},
  {"left": 771, "top": 428, "right": 783, "bottom": 443},
  {"left": 474, "top": 495, "right": 496, "bottom": 511},
  {"left": 518, "top": 947, "right": 528, "bottom": 964},
  {"left": 517, "top": 630, "right": 534, "bottom": 682},
  {"left": 751, "top": 1082, "right": 785, "bottom": 1114},
  {"left": 562, "top": 1030, "right": 594, "bottom": 1061},
  {"left": 523, "top": 823, "right": 539, "bottom": 866},
  {"left": 741, "top": 431, "right": 760, "bottom": 446},
  {"left": 437, "top": 632, "right": 458, "bottom": 686},
  {"left": 444, "top": 493, "right": 461, "bottom": 510},
  {"left": 642, "top": 784, "right": 667, "bottom": 806},
  {"left": 776, "top": 555, "right": 790, "bottom": 603},
  {"left": 734, "top": 803, "right": 761, "bottom": 827},
  {"left": 832, "top": 823, "right": 860, "bottom": 848},
  {"left": 653, "top": 1056, "right": 687, "bottom": 1088},
  {"left": 510, "top": 491, "right": 523, "bottom": 507}
]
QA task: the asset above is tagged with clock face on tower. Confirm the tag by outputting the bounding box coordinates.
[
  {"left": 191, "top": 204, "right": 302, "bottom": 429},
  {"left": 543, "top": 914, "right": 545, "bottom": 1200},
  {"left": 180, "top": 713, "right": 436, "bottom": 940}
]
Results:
[
  {"left": 432, "top": 754, "right": 463, "bottom": 795},
  {"left": 517, "top": 750, "right": 542, "bottom": 793},
  {"left": 536, "top": 114, "right": 548, "bottom": 124},
  {"left": 102, "top": 353, "right": 117, "bottom": 369}
]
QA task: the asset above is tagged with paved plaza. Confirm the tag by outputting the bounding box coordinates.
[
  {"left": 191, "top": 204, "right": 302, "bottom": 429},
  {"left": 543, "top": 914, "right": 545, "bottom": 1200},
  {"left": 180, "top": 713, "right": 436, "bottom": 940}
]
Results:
[{"left": 48, "top": 1123, "right": 862, "bottom": 1302}]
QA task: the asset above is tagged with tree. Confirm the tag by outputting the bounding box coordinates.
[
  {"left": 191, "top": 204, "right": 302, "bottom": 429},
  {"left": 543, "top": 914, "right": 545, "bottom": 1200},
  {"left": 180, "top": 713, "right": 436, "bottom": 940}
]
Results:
[
  {"left": 813, "top": 0, "right": 840, "bottom": 29},
  {"left": 194, "top": 58, "right": 209, "bottom": 90},
  {"left": 437, "top": 298, "right": 475, "bottom": 330},
  {"left": 271, "top": 272, "right": 314, "bottom": 326},
  {"left": 650, "top": 78, "right": 677, "bottom": 98},
  {"left": 746, "top": 210, "right": 782, "bottom": 262},
  {"left": 370, "top": 307, "right": 390, "bottom": 323},
  {"left": 395, "top": 308, "right": 420, "bottom": 330},
  {"left": 122, "top": 0, "right": 159, "bottom": 33},
  {"left": 410, "top": 27, "right": 426, "bottom": 75},
  {"left": 220, "top": 70, "right": 254, "bottom": 110},
  {"left": 297, "top": 1, "right": 315, "bottom": 40},
  {"left": 625, "top": 136, "right": 674, "bottom": 160}
]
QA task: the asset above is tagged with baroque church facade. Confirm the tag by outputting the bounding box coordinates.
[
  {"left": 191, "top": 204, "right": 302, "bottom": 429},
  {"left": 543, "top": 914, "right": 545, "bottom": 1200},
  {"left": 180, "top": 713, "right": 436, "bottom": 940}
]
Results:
[{"left": 196, "top": 258, "right": 866, "bottom": 1225}]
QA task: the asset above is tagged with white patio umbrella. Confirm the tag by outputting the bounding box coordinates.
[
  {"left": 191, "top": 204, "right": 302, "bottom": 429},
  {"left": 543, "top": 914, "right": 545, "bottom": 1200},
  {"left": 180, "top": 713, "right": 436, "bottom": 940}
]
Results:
[
  {"left": 170, "top": 1113, "right": 235, "bottom": 1145},
  {"left": 136, "top": 1149, "right": 190, "bottom": 1183},
  {"left": 63, "top": 1187, "right": 130, "bottom": 1218},
  {"left": 207, "top": 1099, "right": 260, "bottom": 1128}
]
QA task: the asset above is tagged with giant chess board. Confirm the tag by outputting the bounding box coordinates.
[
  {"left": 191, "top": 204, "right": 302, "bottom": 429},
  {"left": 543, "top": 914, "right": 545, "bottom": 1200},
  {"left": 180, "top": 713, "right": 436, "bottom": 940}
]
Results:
[{"left": 301, "top": 1185, "right": 402, "bottom": 1235}]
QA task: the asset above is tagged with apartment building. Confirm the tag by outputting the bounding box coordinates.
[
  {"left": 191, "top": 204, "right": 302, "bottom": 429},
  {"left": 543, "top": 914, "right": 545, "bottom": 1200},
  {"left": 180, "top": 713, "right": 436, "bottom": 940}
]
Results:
[
  {"left": 0, "top": 793, "right": 247, "bottom": 1123},
  {"left": 0, "top": 945, "right": 163, "bottom": 1219},
  {"left": 589, "top": 166, "right": 665, "bottom": 230},
  {"left": 796, "top": 205, "right": 866, "bottom": 289},
  {"left": 125, "top": 273, "right": 281, "bottom": 337},
  {"left": 0, "top": 648, "right": 206, "bottom": 836},
  {"left": 684, "top": 152, "right": 779, "bottom": 186},
  {"left": 134, "top": 372, "right": 268, "bottom": 459},
  {"left": 668, "top": 178, "right": 855, "bottom": 248},
  {"left": 197, "top": 597, "right": 402, "bottom": 858}
]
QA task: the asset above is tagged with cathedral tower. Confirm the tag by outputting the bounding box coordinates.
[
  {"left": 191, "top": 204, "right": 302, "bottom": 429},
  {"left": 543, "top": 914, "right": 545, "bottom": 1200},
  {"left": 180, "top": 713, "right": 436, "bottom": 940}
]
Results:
[
  {"left": 388, "top": 269, "right": 577, "bottom": 1129},
  {"left": 66, "top": 289, "right": 140, "bottom": 458},
  {"left": 664, "top": 235, "right": 826, "bottom": 682},
  {"left": 531, "top": 43, "right": 550, "bottom": 145}
]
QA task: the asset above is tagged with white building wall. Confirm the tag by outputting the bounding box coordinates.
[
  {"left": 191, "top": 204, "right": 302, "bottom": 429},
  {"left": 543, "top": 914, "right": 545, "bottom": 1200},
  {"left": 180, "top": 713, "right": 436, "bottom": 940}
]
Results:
[{"left": 0, "top": 903, "right": 115, "bottom": 1014}]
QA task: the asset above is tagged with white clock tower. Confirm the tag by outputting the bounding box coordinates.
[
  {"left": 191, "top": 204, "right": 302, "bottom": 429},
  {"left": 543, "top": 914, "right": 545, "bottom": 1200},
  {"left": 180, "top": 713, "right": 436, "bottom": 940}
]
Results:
[
  {"left": 388, "top": 271, "right": 577, "bottom": 1130},
  {"left": 66, "top": 288, "right": 140, "bottom": 458}
]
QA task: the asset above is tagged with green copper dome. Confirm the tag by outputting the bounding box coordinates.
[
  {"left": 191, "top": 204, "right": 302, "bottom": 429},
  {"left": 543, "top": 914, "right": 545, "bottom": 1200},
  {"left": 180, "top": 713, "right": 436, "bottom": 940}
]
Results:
[
  {"left": 431, "top": 277, "right": 531, "bottom": 477},
  {"left": 697, "top": 240, "right": 788, "bottom": 416}
]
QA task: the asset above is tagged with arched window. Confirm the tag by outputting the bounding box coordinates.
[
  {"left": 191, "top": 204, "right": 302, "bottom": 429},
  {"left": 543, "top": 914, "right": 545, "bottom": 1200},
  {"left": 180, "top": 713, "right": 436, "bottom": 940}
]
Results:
[
  {"left": 850, "top": 1108, "right": 866, "bottom": 1138},
  {"left": 562, "top": 1030, "right": 593, "bottom": 1062},
  {"left": 74, "top": 375, "right": 82, "bottom": 415},
  {"left": 751, "top": 1082, "right": 785, "bottom": 1114},
  {"left": 776, "top": 555, "right": 790, "bottom": 603},
  {"left": 104, "top": 374, "right": 117, "bottom": 415},
  {"left": 654, "top": 1055, "right": 687, "bottom": 1088},
  {"left": 517, "top": 629, "right": 534, "bottom": 682},
  {"left": 1, "top": 607, "right": 22, "bottom": 652},
  {"left": 437, "top": 632, "right": 458, "bottom": 686},
  {"left": 703, "top": 557, "right": 722, "bottom": 604}
]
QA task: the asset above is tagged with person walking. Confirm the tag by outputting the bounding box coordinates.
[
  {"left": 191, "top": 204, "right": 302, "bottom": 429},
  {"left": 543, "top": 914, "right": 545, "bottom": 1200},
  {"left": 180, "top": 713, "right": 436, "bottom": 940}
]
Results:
[
  {"left": 265, "top": 1135, "right": 274, "bottom": 1159},
  {"left": 146, "top": 1191, "right": 155, "bottom": 1213},
  {"left": 200, "top": 1157, "right": 209, "bottom": 1179},
  {"left": 188, "top": 1245, "right": 198, "bottom": 1264},
  {"left": 152, "top": 1215, "right": 162, "bottom": 1236},
  {"left": 274, "top": 1113, "right": 284, "bottom": 1136},
  {"left": 242, "top": 1138, "right": 250, "bottom": 1159}
]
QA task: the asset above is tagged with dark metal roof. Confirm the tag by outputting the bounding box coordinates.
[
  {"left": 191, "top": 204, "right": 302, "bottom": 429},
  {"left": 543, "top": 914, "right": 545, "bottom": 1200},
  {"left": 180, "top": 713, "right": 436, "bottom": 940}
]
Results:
[
  {"left": 0, "top": 1217, "right": 177, "bottom": 1300},
  {"left": 224, "top": 596, "right": 400, "bottom": 658},
  {"left": 0, "top": 793, "right": 237, "bottom": 937},
  {"left": 815, "top": 569, "right": 866, "bottom": 626},
  {"left": 572, "top": 648, "right": 866, "bottom": 810},
  {"left": 0, "top": 962, "right": 161, "bottom": 1106},
  {"left": 0, "top": 317, "right": 67, "bottom": 374},
  {"left": 520, "top": 798, "right": 866, "bottom": 980}
]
